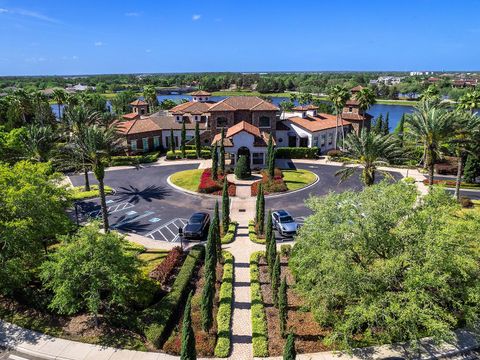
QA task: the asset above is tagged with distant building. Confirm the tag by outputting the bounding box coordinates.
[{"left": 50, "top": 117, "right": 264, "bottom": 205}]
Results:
[
  {"left": 452, "top": 79, "right": 478, "bottom": 88},
  {"left": 64, "top": 83, "right": 96, "bottom": 92},
  {"left": 370, "top": 76, "right": 403, "bottom": 86},
  {"left": 410, "top": 71, "right": 433, "bottom": 76}
]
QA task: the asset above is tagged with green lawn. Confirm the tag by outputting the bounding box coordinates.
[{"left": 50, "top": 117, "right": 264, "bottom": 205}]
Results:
[
  {"left": 169, "top": 169, "right": 203, "bottom": 192},
  {"left": 69, "top": 185, "right": 113, "bottom": 200},
  {"left": 211, "top": 90, "right": 292, "bottom": 98},
  {"left": 137, "top": 249, "right": 169, "bottom": 275},
  {"left": 282, "top": 169, "right": 317, "bottom": 191}
]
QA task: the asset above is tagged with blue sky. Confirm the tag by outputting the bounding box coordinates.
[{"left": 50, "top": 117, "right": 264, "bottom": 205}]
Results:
[{"left": 0, "top": 0, "right": 479, "bottom": 75}]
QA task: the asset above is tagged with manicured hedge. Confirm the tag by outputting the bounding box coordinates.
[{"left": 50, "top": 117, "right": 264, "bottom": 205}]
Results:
[
  {"left": 142, "top": 245, "right": 204, "bottom": 348},
  {"left": 214, "top": 251, "right": 234, "bottom": 357},
  {"left": 166, "top": 149, "right": 211, "bottom": 160},
  {"left": 69, "top": 185, "right": 113, "bottom": 200},
  {"left": 248, "top": 220, "right": 265, "bottom": 244},
  {"left": 250, "top": 251, "right": 268, "bottom": 357},
  {"left": 109, "top": 152, "right": 160, "bottom": 166},
  {"left": 221, "top": 222, "right": 237, "bottom": 244},
  {"left": 275, "top": 147, "right": 319, "bottom": 159}
]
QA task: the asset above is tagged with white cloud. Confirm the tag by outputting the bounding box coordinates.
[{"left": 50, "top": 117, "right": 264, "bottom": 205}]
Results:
[
  {"left": 192, "top": 14, "right": 201, "bottom": 21},
  {"left": 11, "top": 8, "right": 60, "bottom": 23},
  {"left": 25, "top": 57, "right": 47, "bottom": 63},
  {"left": 145, "top": 49, "right": 152, "bottom": 53},
  {"left": 0, "top": 8, "right": 8, "bottom": 13},
  {"left": 125, "top": 12, "right": 140, "bottom": 17},
  {"left": 94, "top": 41, "right": 104, "bottom": 47}
]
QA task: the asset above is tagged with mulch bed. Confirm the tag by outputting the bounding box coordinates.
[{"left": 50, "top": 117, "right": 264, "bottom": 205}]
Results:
[
  {"left": 198, "top": 168, "right": 236, "bottom": 196},
  {"left": 162, "top": 262, "right": 224, "bottom": 356},
  {"left": 258, "top": 255, "right": 331, "bottom": 356},
  {"left": 251, "top": 169, "right": 288, "bottom": 196}
]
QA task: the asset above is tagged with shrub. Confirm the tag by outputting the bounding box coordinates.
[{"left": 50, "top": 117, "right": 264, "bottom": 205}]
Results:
[
  {"left": 275, "top": 147, "right": 318, "bottom": 159},
  {"left": 235, "top": 155, "right": 251, "bottom": 179},
  {"left": 69, "top": 185, "right": 113, "bottom": 200},
  {"left": 198, "top": 169, "right": 236, "bottom": 195},
  {"left": 248, "top": 220, "right": 265, "bottom": 244},
  {"left": 110, "top": 152, "right": 160, "bottom": 166},
  {"left": 326, "top": 149, "right": 344, "bottom": 158},
  {"left": 214, "top": 251, "right": 234, "bottom": 357},
  {"left": 460, "top": 196, "right": 474, "bottom": 208},
  {"left": 149, "top": 247, "right": 184, "bottom": 289},
  {"left": 251, "top": 169, "right": 288, "bottom": 196},
  {"left": 250, "top": 251, "right": 268, "bottom": 357},
  {"left": 280, "top": 244, "right": 292, "bottom": 258},
  {"left": 403, "top": 176, "right": 416, "bottom": 184},
  {"left": 221, "top": 222, "right": 237, "bottom": 244},
  {"left": 142, "top": 245, "right": 204, "bottom": 348},
  {"left": 166, "top": 149, "right": 211, "bottom": 160}
]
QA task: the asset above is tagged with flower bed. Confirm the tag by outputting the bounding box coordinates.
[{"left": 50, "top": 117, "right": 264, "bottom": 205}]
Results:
[
  {"left": 149, "top": 246, "right": 184, "bottom": 289},
  {"left": 251, "top": 169, "right": 288, "bottom": 196},
  {"left": 198, "top": 168, "right": 236, "bottom": 196}
]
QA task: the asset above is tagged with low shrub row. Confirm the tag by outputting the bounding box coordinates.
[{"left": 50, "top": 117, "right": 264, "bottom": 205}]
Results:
[
  {"left": 280, "top": 244, "right": 292, "bottom": 258},
  {"left": 110, "top": 152, "right": 160, "bottom": 166},
  {"left": 423, "top": 179, "right": 480, "bottom": 189},
  {"left": 221, "top": 222, "right": 237, "bottom": 244},
  {"left": 166, "top": 149, "right": 211, "bottom": 160},
  {"left": 275, "top": 147, "right": 319, "bottom": 159},
  {"left": 248, "top": 220, "right": 265, "bottom": 244},
  {"left": 214, "top": 251, "right": 234, "bottom": 357},
  {"left": 250, "top": 251, "right": 268, "bottom": 357},
  {"left": 69, "top": 185, "right": 113, "bottom": 200},
  {"left": 149, "top": 246, "right": 184, "bottom": 289},
  {"left": 142, "top": 245, "right": 204, "bottom": 348}
]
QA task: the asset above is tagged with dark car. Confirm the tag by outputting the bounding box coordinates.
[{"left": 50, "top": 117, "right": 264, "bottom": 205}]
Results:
[{"left": 183, "top": 212, "right": 210, "bottom": 240}]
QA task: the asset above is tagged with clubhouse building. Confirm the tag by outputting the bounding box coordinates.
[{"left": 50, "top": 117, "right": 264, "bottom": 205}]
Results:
[{"left": 118, "top": 88, "right": 372, "bottom": 166}]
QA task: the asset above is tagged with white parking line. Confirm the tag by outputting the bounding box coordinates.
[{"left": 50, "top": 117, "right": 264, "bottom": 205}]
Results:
[
  {"left": 88, "top": 201, "right": 134, "bottom": 218},
  {"left": 9, "top": 355, "right": 30, "bottom": 360},
  {"left": 146, "top": 218, "right": 188, "bottom": 242},
  {"left": 111, "top": 211, "right": 155, "bottom": 229}
]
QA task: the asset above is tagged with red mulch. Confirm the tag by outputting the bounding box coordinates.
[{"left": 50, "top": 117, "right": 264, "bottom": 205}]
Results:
[
  {"left": 258, "top": 255, "right": 331, "bottom": 356},
  {"left": 198, "top": 168, "right": 236, "bottom": 196},
  {"left": 162, "top": 262, "right": 224, "bottom": 356},
  {"left": 251, "top": 169, "right": 288, "bottom": 196}
]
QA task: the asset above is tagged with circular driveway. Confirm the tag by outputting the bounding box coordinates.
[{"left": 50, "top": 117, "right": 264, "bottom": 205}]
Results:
[{"left": 69, "top": 162, "right": 403, "bottom": 242}]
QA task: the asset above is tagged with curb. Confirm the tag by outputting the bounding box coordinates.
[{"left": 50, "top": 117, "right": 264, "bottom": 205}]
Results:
[{"left": 265, "top": 172, "right": 319, "bottom": 199}]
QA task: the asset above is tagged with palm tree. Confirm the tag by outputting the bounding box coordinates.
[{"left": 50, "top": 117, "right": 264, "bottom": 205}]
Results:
[
  {"left": 143, "top": 85, "right": 158, "bottom": 113},
  {"left": 327, "top": 85, "right": 350, "bottom": 148},
  {"left": 335, "top": 129, "right": 403, "bottom": 186},
  {"left": 457, "top": 90, "right": 480, "bottom": 113},
  {"left": 355, "top": 87, "right": 376, "bottom": 120},
  {"left": 450, "top": 111, "right": 480, "bottom": 201},
  {"left": 52, "top": 88, "right": 66, "bottom": 120},
  {"left": 420, "top": 85, "right": 440, "bottom": 103},
  {"left": 74, "top": 123, "right": 122, "bottom": 232},
  {"left": 406, "top": 101, "right": 453, "bottom": 186},
  {"left": 20, "top": 124, "right": 57, "bottom": 162}
]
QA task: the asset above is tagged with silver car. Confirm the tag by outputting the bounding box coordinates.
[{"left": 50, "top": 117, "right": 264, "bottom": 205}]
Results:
[{"left": 272, "top": 210, "right": 298, "bottom": 237}]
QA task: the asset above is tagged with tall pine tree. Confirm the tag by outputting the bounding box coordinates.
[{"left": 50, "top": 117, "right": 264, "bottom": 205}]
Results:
[
  {"left": 195, "top": 121, "right": 201, "bottom": 159},
  {"left": 373, "top": 114, "right": 383, "bottom": 134},
  {"left": 283, "top": 333, "right": 296, "bottom": 360},
  {"left": 382, "top": 112, "right": 390, "bottom": 135},
  {"left": 211, "top": 142, "right": 218, "bottom": 181},
  {"left": 170, "top": 128, "right": 175, "bottom": 153},
  {"left": 222, "top": 180, "right": 230, "bottom": 236},
  {"left": 278, "top": 276, "right": 288, "bottom": 337},
  {"left": 181, "top": 291, "right": 196, "bottom": 360},
  {"left": 272, "top": 254, "right": 281, "bottom": 307},
  {"left": 181, "top": 119, "right": 187, "bottom": 158},
  {"left": 219, "top": 128, "right": 226, "bottom": 175}
]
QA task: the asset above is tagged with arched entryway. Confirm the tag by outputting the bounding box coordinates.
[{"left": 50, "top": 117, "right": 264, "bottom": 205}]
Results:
[{"left": 237, "top": 146, "right": 251, "bottom": 165}]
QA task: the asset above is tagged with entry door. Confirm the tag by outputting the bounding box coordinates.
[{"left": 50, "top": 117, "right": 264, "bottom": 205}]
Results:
[
  {"left": 299, "top": 137, "right": 308, "bottom": 147},
  {"left": 288, "top": 136, "right": 297, "bottom": 147}
]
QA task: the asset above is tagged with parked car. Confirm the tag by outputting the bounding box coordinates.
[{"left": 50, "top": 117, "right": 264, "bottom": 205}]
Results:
[
  {"left": 183, "top": 212, "right": 210, "bottom": 239},
  {"left": 272, "top": 210, "right": 299, "bottom": 237}
]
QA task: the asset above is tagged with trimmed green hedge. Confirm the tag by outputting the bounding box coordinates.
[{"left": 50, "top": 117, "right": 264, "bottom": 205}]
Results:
[
  {"left": 275, "top": 147, "right": 319, "bottom": 159},
  {"left": 248, "top": 220, "right": 265, "bottom": 244},
  {"left": 250, "top": 251, "right": 268, "bottom": 357},
  {"left": 110, "top": 152, "right": 160, "bottom": 166},
  {"left": 221, "top": 222, "right": 237, "bottom": 244},
  {"left": 142, "top": 245, "right": 204, "bottom": 348},
  {"left": 69, "top": 185, "right": 113, "bottom": 200},
  {"left": 166, "top": 149, "right": 211, "bottom": 160},
  {"left": 214, "top": 251, "right": 234, "bottom": 357}
]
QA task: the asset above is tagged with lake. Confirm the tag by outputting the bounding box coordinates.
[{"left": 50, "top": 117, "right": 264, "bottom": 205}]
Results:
[{"left": 52, "top": 94, "right": 414, "bottom": 132}]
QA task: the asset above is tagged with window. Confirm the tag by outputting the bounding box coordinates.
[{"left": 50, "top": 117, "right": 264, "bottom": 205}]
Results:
[
  {"left": 201, "top": 115, "right": 207, "bottom": 122},
  {"left": 216, "top": 117, "right": 228, "bottom": 128},
  {"left": 313, "top": 136, "right": 319, "bottom": 147},
  {"left": 328, "top": 133, "right": 333, "bottom": 145},
  {"left": 153, "top": 136, "right": 160, "bottom": 149},
  {"left": 183, "top": 116, "right": 190, "bottom": 122},
  {"left": 278, "top": 137, "right": 283, "bottom": 143},
  {"left": 195, "top": 116, "right": 199, "bottom": 121},
  {"left": 130, "top": 139, "right": 137, "bottom": 151},
  {"left": 259, "top": 116, "right": 270, "bottom": 128},
  {"left": 252, "top": 152, "right": 264, "bottom": 165},
  {"left": 142, "top": 138, "right": 149, "bottom": 152},
  {"left": 320, "top": 134, "right": 326, "bottom": 146},
  {"left": 348, "top": 107, "right": 353, "bottom": 112},
  {"left": 176, "top": 115, "right": 181, "bottom": 122}
]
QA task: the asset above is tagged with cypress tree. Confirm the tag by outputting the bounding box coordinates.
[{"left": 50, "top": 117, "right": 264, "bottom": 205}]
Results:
[
  {"left": 181, "top": 119, "right": 187, "bottom": 158},
  {"left": 214, "top": 201, "right": 222, "bottom": 261},
  {"left": 222, "top": 180, "right": 230, "bottom": 236},
  {"left": 394, "top": 113, "right": 406, "bottom": 147},
  {"left": 195, "top": 121, "right": 201, "bottom": 159},
  {"left": 265, "top": 210, "right": 273, "bottom": 262},
  {"left": 170, "top": 128, "right": 175, "bottom": 153},
  {"left": 266, "top": 134, "right": 275, "bottom": 179},
  {"left": 272, "top": 254, "right": 281, "bottom": 307},
  {"left": 211, "top": 142, "right": 218, "bottom": 181},
  {"left": 278, "top": 276, "right": 288, "bottom": 337},
  {"left": 268, "top": 231, "right": 277, "bottom": 277},
  {"left": 463, "top": 154, "right": 480, "bottom": 184},
  {"left": 257, "top": 184, "right": 265, "bottom": 235},
  {"left": 181, "top": 291, "right": 196, "bottom": 360},
  {"left": 219, "top": 128, "right": 226, "bottom": 175},
  {"left": 234, "top": 155, "right": 250, "bottom": 179},
  {"left": 283, "top": 333, "right": 296, "bottom": 360},
  {"left": 202, "top": 220, "right": 217, "bottom": 332},
  {"left": 382, "top": 112, "right": 390, "bottom": 135},
  {"left": 373, "top": 114, "right": 383, "bottom": 134}
]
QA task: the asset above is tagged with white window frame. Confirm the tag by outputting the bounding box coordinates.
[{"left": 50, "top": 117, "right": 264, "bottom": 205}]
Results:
[
  {"left": 153, "top": 136, "right": 160, "bottom": 149},
  {"left": 130, "top": 139, "right": 137, "bottom": 151},
  {"left": 142, "top": 138, "right": 149, "bottom": 152},
  {"left": 252, "top": 152, "right": 264, "bottom": 165},
  {"left": 320, "top": 134, "right": 326, "bottom": 146},
  {"left": 258, "top": 116, "right": 271, "bottom": 128}
]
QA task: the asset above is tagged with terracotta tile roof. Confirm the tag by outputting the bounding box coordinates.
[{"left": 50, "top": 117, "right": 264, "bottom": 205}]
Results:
[
  {"left": 287, "top": 113, "right": 350, "bottom": 132},
  {"left": 346, "top": 99, "right": 359, "bottom": 106},
  {"left": 341, "top": 112, "right": 373, "bottom": 121},
  {"left": 130, "top": 99, "right": 148, "bottom": 106},
  {"left": 276, "top": 121, "right": 291, "bottom": 131},
  {"left": 292, "top": 104, "right": 319, "bottom": 111},
  {"left": 117, "top": 118, "right": 161, "bottom": 135},
  {"left": 350, "top": 85, "right": 364, "bottom": 92},
  {"left": 117, "top": 120, "right": 136, "bottom": 134},
  {"left": 169, "top": 101, "right": 212, "bottom": 115},
  {"left": 122, "top": 112, "right": 140, "bottom": 120},
  {"left": 211, "top": 121, "right": 273, "bottom": 147},
  {"left": 209, "top": 96, "right": 279, "bottom": 112},
  {"left": 149, "top": 113, "right": 208, "bottom": 130},
  {"left": 189, "top": 90, "right": 212, "bottom": 96}
]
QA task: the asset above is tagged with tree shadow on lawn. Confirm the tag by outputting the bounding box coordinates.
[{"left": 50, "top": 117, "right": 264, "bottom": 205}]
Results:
[{"left": 114, "top": 184, "right": 171, "bottom": 204}]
